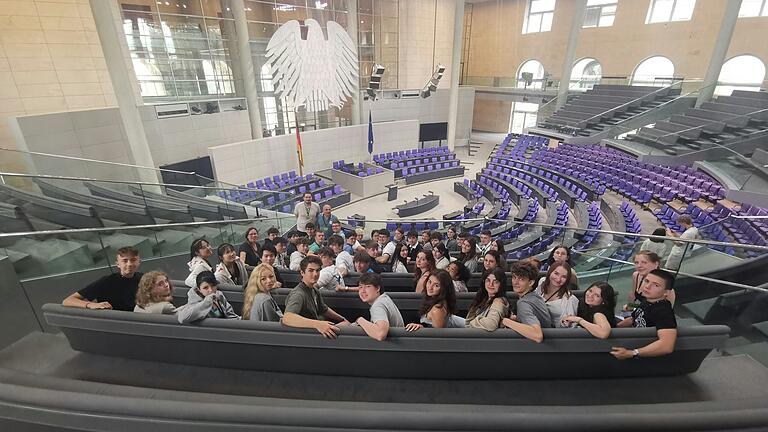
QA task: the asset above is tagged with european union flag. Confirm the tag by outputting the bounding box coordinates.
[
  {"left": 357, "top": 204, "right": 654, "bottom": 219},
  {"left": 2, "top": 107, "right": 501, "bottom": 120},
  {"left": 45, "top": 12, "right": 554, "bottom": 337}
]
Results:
[{"left": 367, "top": 110, "right": 374, "bottom": 155}]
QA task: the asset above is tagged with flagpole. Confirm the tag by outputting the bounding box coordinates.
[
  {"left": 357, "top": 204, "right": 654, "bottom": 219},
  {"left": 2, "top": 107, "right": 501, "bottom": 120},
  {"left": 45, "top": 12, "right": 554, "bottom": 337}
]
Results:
[{"left": 294, "top": 109, "right": 304, "bottom": 177}]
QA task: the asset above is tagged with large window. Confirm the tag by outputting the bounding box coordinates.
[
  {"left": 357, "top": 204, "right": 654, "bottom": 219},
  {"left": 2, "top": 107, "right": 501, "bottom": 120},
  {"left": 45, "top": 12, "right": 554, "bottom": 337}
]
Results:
[
  {"left": 715, "top": 55, "right": 766, "bottom": 96},
  {"left": 739, "top": 0, "right": 768, "bottom": 17},
  {"left": 569, "top": 58, "right": 602, "bottom": 90},
  {"left": 645, "top": 0, "right": 696, "bottom": 23},
  {"left": 583, "top": 0, "right": 616, "bottom": 28},
  {"left": 523, "top": 0, "right": 555, "bottom": 34},
  {"left": 631, "top": 56, "right": 675, "bottom": 86},
  {"left": 120, "top": 1, "right": 237, "bottom": 101},
  {"left": 509, "top": 102, "right": 539, "bottom": 134},
  {"left": 517, "top": 59, "right": 545, "bottom": 89}
]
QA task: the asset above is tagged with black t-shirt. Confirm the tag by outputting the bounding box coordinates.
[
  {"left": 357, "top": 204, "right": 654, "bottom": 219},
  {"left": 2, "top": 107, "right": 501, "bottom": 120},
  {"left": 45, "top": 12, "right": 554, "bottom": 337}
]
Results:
[
  {"left": 78, "top": 272, "right": 142, "bottom": 311},
  {"left": 631, "top": 299, "right": 677, "bottom": 329},
  {"left": 238, "top": 241, "right": 261, "bottom": 266}
]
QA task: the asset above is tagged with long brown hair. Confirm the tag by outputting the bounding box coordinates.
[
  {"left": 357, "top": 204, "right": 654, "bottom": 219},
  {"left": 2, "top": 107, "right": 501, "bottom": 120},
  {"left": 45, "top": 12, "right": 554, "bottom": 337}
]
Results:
[
  {"left": 242, "top": 264, "right": 276, "bottom": 320},
  {"left": 539, "top": 262, "right": 573, "bottom": 300},
  {"left": 418, "top": 270, "right": 457, "bottom": 316}
]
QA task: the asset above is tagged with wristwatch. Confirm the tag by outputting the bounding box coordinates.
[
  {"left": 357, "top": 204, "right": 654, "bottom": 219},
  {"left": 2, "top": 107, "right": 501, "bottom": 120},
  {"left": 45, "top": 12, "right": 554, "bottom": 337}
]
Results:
[{"left": 632, "top": 349, "right": 640, "bottom": 359}]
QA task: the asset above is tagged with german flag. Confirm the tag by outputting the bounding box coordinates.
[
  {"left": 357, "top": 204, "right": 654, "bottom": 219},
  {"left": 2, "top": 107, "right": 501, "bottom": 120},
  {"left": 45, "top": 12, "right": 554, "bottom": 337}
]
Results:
[{"left": 296, "top": 125, "right": 304, "bottom": 168}]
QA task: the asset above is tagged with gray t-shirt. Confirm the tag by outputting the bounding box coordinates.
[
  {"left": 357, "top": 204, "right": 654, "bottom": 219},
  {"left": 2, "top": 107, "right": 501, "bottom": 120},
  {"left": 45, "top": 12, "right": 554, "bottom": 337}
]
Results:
[
  {"left": 516, "top": 291, "right": 553, "bottom": 328},
  {"left": 248, "top": 292, "right": 283, "bottom": 322},
  {"left": 284, "top": 282, "right": 328, "bottom": 320},
  {"left": 369, "top": 293, "right": 404, "bottom": 327}
]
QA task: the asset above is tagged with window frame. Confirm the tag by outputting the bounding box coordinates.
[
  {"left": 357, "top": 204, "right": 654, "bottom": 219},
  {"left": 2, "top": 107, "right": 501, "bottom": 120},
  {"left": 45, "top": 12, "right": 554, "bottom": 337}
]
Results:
[
  {"left": 645, "top": 0, "right": 696, "bottom": 24},
  {"left": 583, "top": 0, "right": 617, "bottom": 28},
  {"left": 522, "top": 0, "right": 556, "bottom": 34},
  {"left": 738, "top": 0, "right": 768, "bottom": 17}
]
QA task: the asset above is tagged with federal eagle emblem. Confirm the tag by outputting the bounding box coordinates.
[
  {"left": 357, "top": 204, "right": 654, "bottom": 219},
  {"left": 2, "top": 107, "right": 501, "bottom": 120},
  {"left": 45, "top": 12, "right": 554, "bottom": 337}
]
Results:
[{"left": 265, "top": 19, "right": 359, "bottom": 109}]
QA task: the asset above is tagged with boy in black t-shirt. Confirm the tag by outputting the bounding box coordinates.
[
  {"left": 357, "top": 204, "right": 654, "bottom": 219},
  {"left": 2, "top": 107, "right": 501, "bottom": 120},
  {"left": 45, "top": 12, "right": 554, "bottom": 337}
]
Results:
[
  {"left": 62, "top": 246, "right": 142, "bottom": 312},
  {"left": 612, "top": 269, "right": 677, "bottom": 360}
]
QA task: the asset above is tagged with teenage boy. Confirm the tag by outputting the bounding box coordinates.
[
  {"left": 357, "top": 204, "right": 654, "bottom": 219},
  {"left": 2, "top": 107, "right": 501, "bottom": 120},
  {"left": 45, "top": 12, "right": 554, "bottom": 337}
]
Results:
[
  {"left": 406, "top": 231, "right": 422, "bottom": 264},
  {"left": 612, "top": 269, "right": 678, "bottom": 360},
  {"left": 282, "top": 256, "right": 350, "bottom": 338},
  {"left": 316, "top": 247, "right": 346, "bottom": 292},
  {"left": 355, "top": 273, "right": 404, "bottom": 341},
  {"left": 285, "top": 231, "right": 301, "bottom": 257},
  {"left": 272, "top": 236, "right": 289, "bottom": 270},
  {"left": 365, "top": 240, "right": 387, "bottom": 273},
  {"left": 502, "top": 261, "right": 552, "bottom": 343},
  {"left": 63, "top": 246, "right": 142, "bottom": 311},
  {"left": 329, "top": 235, "right": 353, "bottom": 276},
  {"left": 263, "top": 227, "right": 280, "bottom": 247},
  {"left": 343, "top": 231, "right": 358, "bottom": 255},
  {"left": 477, "top": 230, "right": 493, "bottom": 256},
  {"left": 353, "top": 250, "right": 374, "bottom": 274},
  {"left": 376, "top": 229, "right": 396, "bottom": 268},
  {"left": 261, "top": 244, "right": 284, "bottom": 288},
  {"left": 329, "top": 220, "right": 346, "bottom": 240},
  {"left": 290, "top": 237, "right": 310, "bottom": 271},
  {"left": 309, "top": 230, "right": 325, "bottom": 254},
  {"left": 177, "top": 271, "right": 239, "bottom": 323}
]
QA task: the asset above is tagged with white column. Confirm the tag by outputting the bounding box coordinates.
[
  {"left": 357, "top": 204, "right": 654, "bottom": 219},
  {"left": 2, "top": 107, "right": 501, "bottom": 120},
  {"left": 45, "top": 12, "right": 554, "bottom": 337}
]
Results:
[
  {"left": 446, "top": 0, "right": 465, "bottom": 151},
  {"left": 555, "top": 0, "right": 587, "bottom": 109},
  {"left": 348, "top": 0, "right": 362, "bottom": 125},
  {"left": 231, "top": 0, "right": 264, "bottom": 139},
  {"left": 696, "top": 0, "right": 742, "bottom": 107},
  {"left": 89, "top": 0, "right": 158, "bottom": 186}
]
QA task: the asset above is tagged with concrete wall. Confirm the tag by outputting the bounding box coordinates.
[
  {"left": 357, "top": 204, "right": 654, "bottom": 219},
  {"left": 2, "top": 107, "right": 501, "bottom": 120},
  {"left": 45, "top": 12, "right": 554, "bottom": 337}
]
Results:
[
  {"left": 208, "top": 120, "right": 420, "bottom": 186},
  {"left": 398, "top": 0, "right": 456, "bottom": 89},
  {"left": 0, "top": 0, "right": 116, "bottom": 177}
]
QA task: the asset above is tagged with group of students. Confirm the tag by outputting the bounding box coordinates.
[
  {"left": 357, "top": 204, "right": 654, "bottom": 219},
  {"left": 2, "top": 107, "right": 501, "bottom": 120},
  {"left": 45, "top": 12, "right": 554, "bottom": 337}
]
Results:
[{"left": 62, "top": 233, "right": 679, "bottom": 361}]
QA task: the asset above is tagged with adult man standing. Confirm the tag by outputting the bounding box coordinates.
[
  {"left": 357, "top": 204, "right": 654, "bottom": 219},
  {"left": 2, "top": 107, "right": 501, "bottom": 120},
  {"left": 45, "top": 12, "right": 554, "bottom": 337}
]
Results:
[
  {"left": 63, "top": 246, "right": 143, "bottom": 311},
  {"left": 294, "top": 192, "right": 320, "bottom": 234},
  {"left": 316, "top": 204, "right": 339, "bottom": 237},
  {"left": 282, "top": 256, "right": 349, "bottom": 338},
  {"left": 355, "top": 273, "right": 404, "bottom": 341}
]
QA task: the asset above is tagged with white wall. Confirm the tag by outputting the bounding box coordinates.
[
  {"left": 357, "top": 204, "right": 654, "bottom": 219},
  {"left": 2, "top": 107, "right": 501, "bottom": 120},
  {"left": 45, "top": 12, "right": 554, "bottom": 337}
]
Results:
[
  {"left": 209, "top": 120, "right": 420, "bottom": 186},
  {"left": 367, "top": 87, "right": 475, "bottom": 146},
  {"left": 138, "top": 106, "right": 252, "bottom": 167}
]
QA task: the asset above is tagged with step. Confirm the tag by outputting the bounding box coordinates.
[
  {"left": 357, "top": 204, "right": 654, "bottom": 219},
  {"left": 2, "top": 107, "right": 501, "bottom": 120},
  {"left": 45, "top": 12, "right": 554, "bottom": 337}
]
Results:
[
  {"left": 723, "top": 342, "right": 768, "bottom": 367},
  {"left": 682, "top": 297, "right": 718, "bottom": 321},
  {"left": 7, "top": 237, "right": 93, "bottom": 276}
]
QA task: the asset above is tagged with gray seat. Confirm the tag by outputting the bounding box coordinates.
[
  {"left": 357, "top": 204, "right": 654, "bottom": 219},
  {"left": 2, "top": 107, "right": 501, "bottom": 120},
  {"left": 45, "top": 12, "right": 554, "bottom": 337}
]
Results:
[
  {"left": 84, "top": 182, "right": 194, "bottom": 223},
  {"left": 0, "top": 183, "right": 104, "bottom": 229}
]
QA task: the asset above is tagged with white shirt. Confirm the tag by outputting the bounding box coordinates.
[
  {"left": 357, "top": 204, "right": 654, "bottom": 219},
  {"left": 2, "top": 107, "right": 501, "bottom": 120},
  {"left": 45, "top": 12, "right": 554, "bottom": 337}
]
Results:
[
  {"left": 336, "top": 250, "right": 354, "bottom": 274},
  {"left": 294, "top": 202, "right": 320, "bottom": 233},
  {"left": 382, "top": 241, "right": 396, "bottom": 258},
  {"left": 289, "top": 251, "right": 305, "bottom": 271},
  {"left": 670, "top": 226, "right": 699, "bottom": 256},
  {"left": 317, "top": 265, "right": 345, "bottom": 291}
]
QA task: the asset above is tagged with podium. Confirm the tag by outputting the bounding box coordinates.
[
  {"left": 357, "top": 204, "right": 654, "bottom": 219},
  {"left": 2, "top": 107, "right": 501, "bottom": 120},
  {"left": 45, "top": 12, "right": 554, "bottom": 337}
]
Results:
[{"left": 386, "top": 184, "right": 398, "bottom": 201}]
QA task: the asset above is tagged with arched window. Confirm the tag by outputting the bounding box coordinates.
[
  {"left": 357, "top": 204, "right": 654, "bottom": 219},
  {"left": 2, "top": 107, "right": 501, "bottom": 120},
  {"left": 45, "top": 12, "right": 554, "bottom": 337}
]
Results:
[
  {"left": 570, "top": 58, "right": 602, "bottom": 90},
  {"left": 517, "top": 59, "right": 545, "bottom": 89},
  {"left": 631, "top": 56, "right": 675, "bottom": 86},
  {"left": 715, "top": 55, "right": 766, "bottom": 96}
]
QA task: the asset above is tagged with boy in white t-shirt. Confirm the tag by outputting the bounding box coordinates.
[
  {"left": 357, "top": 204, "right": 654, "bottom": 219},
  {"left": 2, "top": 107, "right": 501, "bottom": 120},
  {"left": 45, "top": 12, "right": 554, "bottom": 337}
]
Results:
[
  {"left": 329, "top": 235, "right": 353, "bottom": 276},
  {"left": 316, "top": 247, "right": 345, "bottom": 291}
]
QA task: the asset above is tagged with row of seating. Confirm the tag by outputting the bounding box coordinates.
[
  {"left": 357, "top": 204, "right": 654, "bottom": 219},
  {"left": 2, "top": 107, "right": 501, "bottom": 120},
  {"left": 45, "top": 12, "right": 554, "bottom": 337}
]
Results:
[
  {"left": 631, "top": 90, "right": 768, "bottom": 153},
  {"left": 372, "top": 146, "right": 451, "bottom": 164}
]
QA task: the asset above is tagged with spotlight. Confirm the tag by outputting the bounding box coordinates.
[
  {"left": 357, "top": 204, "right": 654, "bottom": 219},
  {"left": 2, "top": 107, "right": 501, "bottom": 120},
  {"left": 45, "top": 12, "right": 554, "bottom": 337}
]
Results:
[
  {"left": 366, "top": 64, "right": 385, "bottom": 101},
  {"left": 420, "top": 64, "right": 446, "bottom": 98}
]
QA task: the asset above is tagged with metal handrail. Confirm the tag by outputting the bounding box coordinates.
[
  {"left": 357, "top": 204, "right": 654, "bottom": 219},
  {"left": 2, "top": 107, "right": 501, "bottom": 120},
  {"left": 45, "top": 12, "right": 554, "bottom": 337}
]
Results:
[
  {"left": 338, "top": 216, "right": 768, "bottom": 253},
  {"left": 0, "top": 171, "right": 281, "bottom": 195},
  {"left": 573, "top": 250, "right": 768, "bottom": 293},
  {"left": 0, "top": 146, "right": 197, "bottom": 177}
]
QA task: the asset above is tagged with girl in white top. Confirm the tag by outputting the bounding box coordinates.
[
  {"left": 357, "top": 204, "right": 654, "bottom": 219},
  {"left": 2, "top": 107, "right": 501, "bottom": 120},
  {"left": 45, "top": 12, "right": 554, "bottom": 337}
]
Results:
[
  {"left": 640, "top": 227, "right": 667, "bottom": 258},
  {"left": 432, "top": 243, "right": 451, "bottom": 270},
  {"left": 535, "top": 262, "right": 578, "bottom": 328},
  {"left": 185, "top": 238, "right": 213, "bottom": 288},
  {"left": 214, "top": 243, "right": 249, "bottom": 286},
  {"left": 391, "top": 243, "right": 410, "bottom": 273}
]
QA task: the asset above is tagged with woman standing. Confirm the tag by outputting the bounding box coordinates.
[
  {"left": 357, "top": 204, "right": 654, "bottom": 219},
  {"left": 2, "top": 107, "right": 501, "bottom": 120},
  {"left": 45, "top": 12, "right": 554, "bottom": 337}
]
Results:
[
  {"left": 242, "top": 264, "right": 283, "bottom": 322},
  {"left": 466, "top": 268, "right": 509, "bottom": 331}
]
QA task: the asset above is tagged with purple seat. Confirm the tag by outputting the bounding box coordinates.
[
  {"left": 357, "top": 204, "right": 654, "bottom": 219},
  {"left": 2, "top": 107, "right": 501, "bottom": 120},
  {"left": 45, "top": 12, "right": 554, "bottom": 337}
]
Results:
[
  {"left": 314, "top": 193, "right": 321, "bottom": 201},
  {"left": 333, "top": 185, "right": 342, "bottom": 194}
]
